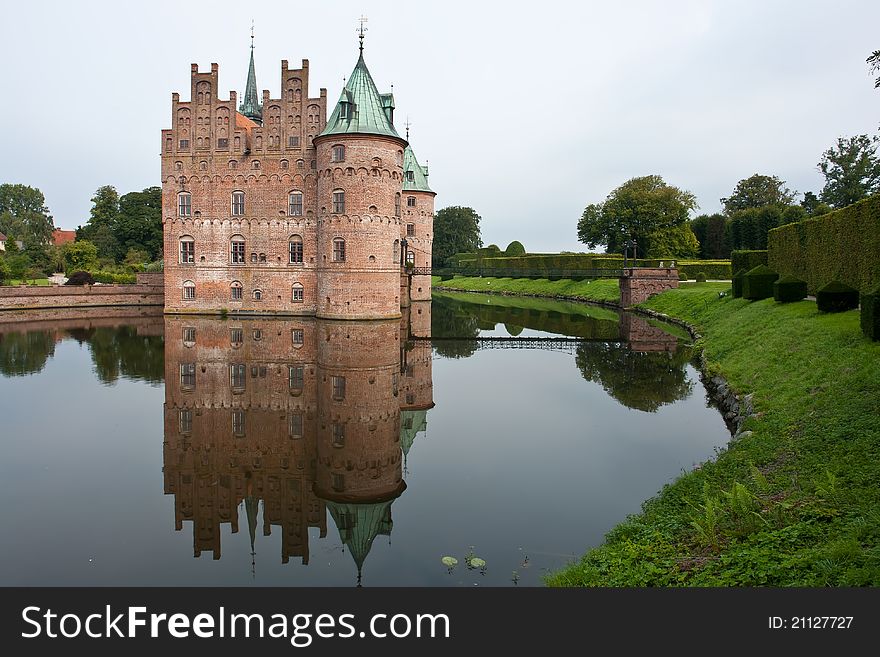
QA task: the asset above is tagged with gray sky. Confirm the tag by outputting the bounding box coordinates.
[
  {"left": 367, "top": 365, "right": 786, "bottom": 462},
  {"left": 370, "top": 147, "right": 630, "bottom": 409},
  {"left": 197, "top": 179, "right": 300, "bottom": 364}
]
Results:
[{"left": 2, "top": 0, "right": 878, "bottom": 252}]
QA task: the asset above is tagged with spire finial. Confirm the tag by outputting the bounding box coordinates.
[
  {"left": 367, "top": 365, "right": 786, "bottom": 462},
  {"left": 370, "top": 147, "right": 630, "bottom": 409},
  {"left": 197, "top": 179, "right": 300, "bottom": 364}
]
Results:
[
  {"left": 250, "top": 20, "right": 254, "bottom": 50},
  {"left": 405, "top": 116, "right": 411, "bottom": 141},
  {"left": 357, "top": 15, "right": 368, "bottom": 52}
]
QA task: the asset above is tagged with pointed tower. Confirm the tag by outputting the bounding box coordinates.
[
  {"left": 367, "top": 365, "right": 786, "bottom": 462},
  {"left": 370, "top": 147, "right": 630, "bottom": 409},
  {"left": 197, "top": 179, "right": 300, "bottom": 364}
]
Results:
[
  {"left": 401, "top": 136, "right": 436, "bottom": 302},
  {"left": 239, "top": 29, "right": 263, "bottom": 124},
  {"left": 312, "top": 32, "right": 408, "bottom": 319}
]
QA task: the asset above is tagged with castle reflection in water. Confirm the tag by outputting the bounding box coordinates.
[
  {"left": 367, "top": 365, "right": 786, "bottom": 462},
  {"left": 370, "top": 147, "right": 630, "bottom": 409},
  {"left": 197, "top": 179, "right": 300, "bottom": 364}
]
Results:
[{"left": 162, "top": 301, "right": 433, "bottom": 583}]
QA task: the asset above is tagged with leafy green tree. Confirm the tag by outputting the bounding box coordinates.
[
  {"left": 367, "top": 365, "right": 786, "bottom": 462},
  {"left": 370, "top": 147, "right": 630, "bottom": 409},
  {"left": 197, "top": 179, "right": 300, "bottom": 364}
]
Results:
[
  {"left": 0, "top": 184, "right": 55, "bottom": 245},
  {"left": 577, "top": 175, "right": 697, "bottom": 257},
  {"left": 124, "top": 248, "right": 151, "bottom": 269},
  {"left": 721, "top": 174, "right": 796, "bottom": 215},
  {"left": 726, "top": 205, "right": 805, "bottom": 251},
  {"left": 800, "top": 191, "right": 833, "bottom": 217},
  {"left": 817, "top": 135, "right": 880, "bottom": 208},
  {"left": 0, "top": 257, "right": 10, "bottom": 284},
  {"left": 22, "top": 237, "right": 52, "bottom": 276},
  {"left": 6, "top": 253, "right": 31, "bottom": 279},
  {"left": 117, "top": 187, "right": 163, "bottom": 260},
  {"left": 62, "top": 240, "right": 99, "bottom": 273},
  {"left": 645, "top": 222, "right": 700, "bottom": 259},
  {"left": 868, "top": 49, "right": 880, "bottom": 89},
  {"left": 690, "top": 213, "right": 730, "bottom": 258},
  {"left": 78, "top": 186, "right": 121, "bottom": 261},
  {"left": 432, "top": 206, "right": 482, "bottom": 267}
]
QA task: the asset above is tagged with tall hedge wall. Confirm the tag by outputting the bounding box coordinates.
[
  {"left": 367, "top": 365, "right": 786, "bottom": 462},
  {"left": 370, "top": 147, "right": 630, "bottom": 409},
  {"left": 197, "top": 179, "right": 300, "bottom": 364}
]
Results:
[
  {"left": 768, "top": 195, "right": 880, "bottom": 293},
  {"left": 455, "top": 254, "right": 730, "bottom": 279},
  {"left": 731, "top": 250, "right": 768, "bottom": 275}
]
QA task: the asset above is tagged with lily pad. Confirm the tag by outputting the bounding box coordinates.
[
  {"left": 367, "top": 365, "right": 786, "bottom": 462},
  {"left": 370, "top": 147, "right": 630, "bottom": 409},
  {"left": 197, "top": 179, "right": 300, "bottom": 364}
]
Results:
[
  {"left": 468, "top": 557, "right": 487, "bottom": 569},
  {"left": 441, "top": 556, "right": 458, "bottom": 567}
]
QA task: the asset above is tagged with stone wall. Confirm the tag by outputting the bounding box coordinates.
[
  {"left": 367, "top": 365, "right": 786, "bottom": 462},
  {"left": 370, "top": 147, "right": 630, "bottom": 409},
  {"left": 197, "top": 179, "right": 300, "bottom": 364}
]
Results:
[
  {"left": 0, "top": 284, "right": 164, "bottom": 311},
  {"left": 619, "top": 268, "right": 680, "bottom": 307}
]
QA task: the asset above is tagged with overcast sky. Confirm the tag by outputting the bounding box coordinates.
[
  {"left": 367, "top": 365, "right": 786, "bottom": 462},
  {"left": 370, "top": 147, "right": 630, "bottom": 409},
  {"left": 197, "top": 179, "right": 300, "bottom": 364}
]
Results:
[{"left": 2, "top": 0, "right": 878, "bottom": 251}]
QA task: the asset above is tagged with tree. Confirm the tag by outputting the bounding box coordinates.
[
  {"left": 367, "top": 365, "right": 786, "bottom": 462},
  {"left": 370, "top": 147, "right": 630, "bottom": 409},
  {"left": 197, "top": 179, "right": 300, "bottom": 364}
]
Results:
[
  {"left": 0, "top": 184, "right": 55, "bottom": 245},
  {"left": 432, "top": 206, "right": 482, "bottom": 267},
  {"left": 117, "top": 186, "right": 163, "bottom": 260},
  {"left": 800, "top": 191, "right": 833, "bottom": 217},
  {"left": 62, "top": 240, "right": 99, "bottom": 273},
  {"left": 645, "top": 223, "right": 700, "bottom": 259},
  {"left": 577, "top": 175, "right": 697, "bottom": 257},
  {"left": 868, "top": 49, "right": 880, "bottom": 89},
  {"left": 0, "top": 257, "right": 10, "bottom": 284},
  {"left": 726, "top": 205, "right": 805, "bottom": 251},
  {"left": 817, "top": 135, "right": 880, "bottom": 208},
  {"left": 690, "top": 213, "right": 730, "bottom": 259},
  {"left": 721, "top": 174, "right": 796, "bottom": 215},
  {"left": 78, "top": 186, "right": 121, "bottom": 261}
]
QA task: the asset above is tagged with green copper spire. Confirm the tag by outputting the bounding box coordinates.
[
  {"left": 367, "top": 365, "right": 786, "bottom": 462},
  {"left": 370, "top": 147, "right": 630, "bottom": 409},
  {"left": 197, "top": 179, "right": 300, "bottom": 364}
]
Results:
[
  {"left": 239, "top": 26, "right": 262, "bottom": 124},
  {"left": 318, "top": 38, "right": 401, "bottom": 140},
  {"left": 402, "top": 144, "right": 433, "bottom": 193},
  {"left": 327, "top": 500, "right": 395, "bottom": 586}
]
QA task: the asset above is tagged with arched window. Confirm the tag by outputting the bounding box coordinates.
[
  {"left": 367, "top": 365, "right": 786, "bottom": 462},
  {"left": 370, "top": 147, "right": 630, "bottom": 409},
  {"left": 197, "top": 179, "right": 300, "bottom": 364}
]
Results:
[
  {"left": 230, "top": 235, "right": 245, "bottom": 264},
  {"left": 288, "top": 191, "right": 303, "bottom": 216},
  {"left": 280, "top": 159, "right": 289, "bottom": 170},
  {"left": 177, "top": 192, "right": 191, "bottom": 216},
  {"left": 179, "top": 236, "right": 195, "bottom": 264},
  {"left": 395, "top": 193, "right": 401, "bottom": 216},
  {"left": 407, "top": 196, "right": 416, "bottom": 207},
  {"left": 252, "top": 160, "right": 260, "bottom": 169},
  {"left": 332, "top": 238, "right": 346, "bottom": 262},
  {"left": 393, "top": 239, "right": 400, "bottom": 263},
  {"left": 230, "top": 281, "right": 243, "bottom": 301},
  {"left": 182, "top": 280, "right": 195, "bottom": 300},
  {"left": 332, "top": 189, "right": 345, "bottom": 214},
  {"left": 289, "top": 235, "right": 303, "bottom": 263},
  {"left": 229, "top": 159, "right": 237, "bottom": 169},
  {"left": 331, "top": 144, "right": 345, "bottom": 162},
  {"left": 292, "top": 282, "right": 304, "bottom": 302},
  {"left": 231, "top": 191, "right": 245, "bottom": 216},
  {"left": 253, "top": 289, "right": 263, "bottom": 301}
]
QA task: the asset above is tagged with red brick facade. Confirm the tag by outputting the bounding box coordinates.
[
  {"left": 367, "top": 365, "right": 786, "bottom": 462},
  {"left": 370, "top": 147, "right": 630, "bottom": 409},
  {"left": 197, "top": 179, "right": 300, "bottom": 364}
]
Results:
[{"left": 161, "top": 58, "right": 433, "bottom": 319}]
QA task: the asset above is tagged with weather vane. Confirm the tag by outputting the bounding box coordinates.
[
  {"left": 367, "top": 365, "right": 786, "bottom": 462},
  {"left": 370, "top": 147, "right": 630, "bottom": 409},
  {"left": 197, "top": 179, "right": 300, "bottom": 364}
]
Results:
[
  {"left": 405, "top": 116, "right": 412, "bottom": 141},
  {"left": 250, "top": 20, "right": 254, "bottom": 49},
  {"left": 358, "top": 15, "right": 368, "bottom": 51}
]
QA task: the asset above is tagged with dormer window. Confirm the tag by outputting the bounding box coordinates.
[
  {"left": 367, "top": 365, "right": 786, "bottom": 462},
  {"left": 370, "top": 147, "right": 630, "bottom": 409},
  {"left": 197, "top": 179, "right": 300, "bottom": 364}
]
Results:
[
  {"left": 339, "top": 102, "right": 350, "bottom": 120},
  {"left": 405, "top": 170, "right": 415, "bottom": 182}
]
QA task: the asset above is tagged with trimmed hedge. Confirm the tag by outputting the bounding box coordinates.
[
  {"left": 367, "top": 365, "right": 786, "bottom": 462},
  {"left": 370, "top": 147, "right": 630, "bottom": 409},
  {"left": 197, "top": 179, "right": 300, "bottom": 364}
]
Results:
[
  {"left": 455, "top": 254, "right": 730, "bottom": 279},
  {"left": 731, "top": 269, "right": 747, "bottom": 298},
  {"left": 504, "top": 241, "right": 526, "bottom": 256},
  {"left": 816, "top": 281, "right": 859, "bottom": 313},
  {"left": 742, "top": 265, "right": 778, "bottom": 300},
  {"left": 768, "top": 194, "right": 880, "bottom": 293},
  {"left": 731, "top": 250, "right": 768, "bottom": 275},
  {"left": 861, "top": 283, "right": 880, "bottom": 340},
  {"left": 92, "top": 271, "right": 137, "bottom": 284},
  {"left": 773, "top": 275, "right": 807, "bottom": 303}
]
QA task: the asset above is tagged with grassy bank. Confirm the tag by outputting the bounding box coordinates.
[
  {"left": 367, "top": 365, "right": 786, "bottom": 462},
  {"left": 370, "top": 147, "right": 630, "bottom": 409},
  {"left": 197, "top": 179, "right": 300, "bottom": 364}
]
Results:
[
  {"left": 4, "top": 279, "right": 51, "bottom": 286},
  {"left": 432, "top": 275, "right": 620, "bottom": 304},
  {"left": 547, "top": 283, "right": 880, "bottom": 585}
]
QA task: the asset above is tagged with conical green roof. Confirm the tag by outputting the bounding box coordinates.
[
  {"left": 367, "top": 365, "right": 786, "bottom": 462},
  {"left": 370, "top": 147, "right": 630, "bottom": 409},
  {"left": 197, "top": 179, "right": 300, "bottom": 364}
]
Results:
[
  {"left": 239, "top": 45, "right": 262, "bottom": 123},
  {"left": 318, "top": 51, "right": 401, "bottom": 140},
  {"left": 402, "top": 145, "right": 433, "bottom": 193},
  {"left": 399, "top": 409, "right": 428, "bottom": 457},
  {"left": 327, "top": 500, "right": 394, "bottom": 584}
]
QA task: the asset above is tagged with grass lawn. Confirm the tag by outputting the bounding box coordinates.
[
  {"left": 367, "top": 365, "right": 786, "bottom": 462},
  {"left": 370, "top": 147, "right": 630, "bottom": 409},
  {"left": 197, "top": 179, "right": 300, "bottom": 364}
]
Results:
[
  {"left": 547, "top": 283, "right": 880, "bottom": 586},
  {"left": 5, "top": 278, "right": 51, "bottom": 286},
  {"left": 432, "top": 275, "right": 621, "bottom": 304}
]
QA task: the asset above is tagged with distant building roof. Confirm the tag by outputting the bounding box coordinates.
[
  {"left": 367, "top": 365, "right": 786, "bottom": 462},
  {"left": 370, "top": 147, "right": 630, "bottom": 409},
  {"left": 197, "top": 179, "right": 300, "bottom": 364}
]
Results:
[
  {"left": 52, "top": 229, "right": 76, "bottom": 246},
  {"left": 0, "top": 232, "right": 6, "bottom": 241}
]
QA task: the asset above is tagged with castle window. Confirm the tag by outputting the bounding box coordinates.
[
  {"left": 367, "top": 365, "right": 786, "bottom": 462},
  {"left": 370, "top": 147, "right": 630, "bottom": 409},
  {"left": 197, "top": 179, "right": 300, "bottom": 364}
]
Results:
[
  {"left": 230, "top": 363, "right": 246, "bottom": 391},
  {"left": 332, "top": 190, "right": 345, "bottom": 214},
  {"left": 332, "top": 238, "right": 346, "bottom": 262},
  {"left": 331, "top": 145, "right": 345, "bottom": 162},
  {"left": 231, "top": 191, "right": 245, "bottom": 216},
  {"left": 289, "top": 413, "right": 303, "bottom": 439},
  {"left": 253, "top": 289, "right": 263, "bottom": 301},
  {"left": 406, "top": 223, "right": 415, "bottom": 237},
  {"left": 289, "top": 136, "right": 300, "bottom": 148},
  {"left": 281, "top": 159, "right": 289, "bottom": 170},
  {"left": 218, "top": 138, "right": 229, "bottom": 149},
  {"left": 259, "top": 253, "right": 267, "bottom": 263},
  {"left": 331, "top": 375, "right": 346, "bottom": 401},
  {"left": 310, "top": 159, "right": 316, "bottom": 170},
  {"left": 289, "top": 366, "right": 304, "bottom": 392},
  {"left": 177, "top": 192, "right": 192, "bottom": 217},
  {"left": 179, "top": 139, "right": 190, "bottom": 150},
  {"left": 296, "top": 159, "right": 304, "bottom": 169},
  {"left": 230, "top": 281, "right": 243, "bottom": 300},
  {"left": 230, "top": 328, "right": 243, "bottom": 346},
  {"left": 332, "top": 423, "right": 345, "bottom": 448},
  {"left": 229, "top": 160, "right": 237, "bottom": 169},
  {"left": 288, "top": 283, "right": 303, "bottom": 305},
  {"left": 182, "top": 280, "right": 195, "bottom": 300},
  {"left": 289, "top": 235, "right": 304, "bottom": 263},
  {"left": 332, "top": 473, "right": 345, "bottom": 492},
  {"left": 250, "top": 253, "right": 258, "bottom": 263},
  {"left": 405, "top": 170, "right": 414, "bottom": 182},
  {"left": 339, "top": 102, "right": 350, "bottom": 120},
  {"left": 407, "top": 196, "right": 416, "bottom": 207},
  {"left": 178, "top": 409, "right": 192, "bottom": 434},
  {"left": 179, "top": 236, "right": 195, "bottom": 263},
  {"left": 396, "top": 150, "right": 403, "bottom": 166},
  {"left": 253, "top": 160, "right": 260, "bottom": 169},
  {"left": 230, "top": 236, "right": 245, "bottom": 264},
  {"left": 234, "top": 136, "right": 241, "bottom": 149},
  {"left": 288, "top": 192, "right": 303, "bottom": 216},
  {"left": 174, "top": 161, "right": 183, "bottom": 171},
  {"left": 406, "top": 393, "right": 415, "bottom": 405},
  {"left": 165, "top": 137, "right": 172, "bottom": 152},
  {"left": 291, "top": 328, "right": 304, "bottom": 345},
  {"left": 406, "top": 251, "right": 415, "bottom": 266},
  {"left": 393, "top": 239, "right": 400, "bottom": 263},
  {"left": 180, "top": 363, "right": 195, "bottom": 390},
  {"left": 232, "top": 410, "right": 245, "bottom": 437},
  {"left": 395, "top": 193, "right": 401, "bottom": 216},
  {"left": 182, "top": 327, "right": 196, "bottom": 346},
  {"left": 199, "top": 160, "right": 207, "bottom": 171}
]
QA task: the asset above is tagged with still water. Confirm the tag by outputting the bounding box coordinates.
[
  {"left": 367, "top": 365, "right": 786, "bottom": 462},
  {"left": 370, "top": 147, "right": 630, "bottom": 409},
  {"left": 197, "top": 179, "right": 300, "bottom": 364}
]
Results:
[{"left": 0, "top": 293, "right": 728, "bottom": 586}]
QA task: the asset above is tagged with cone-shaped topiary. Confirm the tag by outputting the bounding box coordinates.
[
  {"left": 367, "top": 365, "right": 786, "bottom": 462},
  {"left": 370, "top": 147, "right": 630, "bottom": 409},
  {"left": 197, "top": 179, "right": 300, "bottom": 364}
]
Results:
[
  {"left": 859, "top": 283, "right": 879, "bottom": 340},
  {"left": 731, "top": 269, "right": 747, "bottom": 298},
  {"left": 816, "top": 280, "right": 859, "bottom": 313},
  {"left": 742, "top": 265, "right": 778, "bottom": 300},
  {"left": 773, "top": 275, "right": 808, "bottom": 303}
]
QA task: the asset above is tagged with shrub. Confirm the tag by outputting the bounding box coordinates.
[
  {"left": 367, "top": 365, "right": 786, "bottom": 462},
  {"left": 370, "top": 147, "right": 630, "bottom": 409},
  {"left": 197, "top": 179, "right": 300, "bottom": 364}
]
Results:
[
  {"left": 816, "top": 281, "right": 859, "bottom": 313},
  {"left": 678, "top": 272, "right": 689, "bottom": 281},
  {"left": 504, "top": 241, "right": 526, "bottom": 256},
  {"left": 861, "top": 283, "right": 880, "bottom": 341},
  {"left": 742, "top": 265, "right": 778, "bottom": 300},
  {"left": 731, "top": 250, "right": 768, "bottom": 275},
  {"left": 731, "top": 269, "right": 747, "bottom": 298},
  {"left": 695, "top": 272, "right": 707, "bottom": 283},
  {"left": 64, "top": 271, "right": 95, "bottom": 286},
  {"left": 773, "top": 275, "right": 807, "bottom": 303},
  {"left": 768, "top": 195, "right": 880, "bottom": 293}
]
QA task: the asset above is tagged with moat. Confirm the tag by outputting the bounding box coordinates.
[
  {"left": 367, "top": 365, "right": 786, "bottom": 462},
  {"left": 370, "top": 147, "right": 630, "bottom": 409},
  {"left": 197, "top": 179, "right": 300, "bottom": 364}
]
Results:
[{"left": 0, "top": 293, "right": 729, "bottom": 586}]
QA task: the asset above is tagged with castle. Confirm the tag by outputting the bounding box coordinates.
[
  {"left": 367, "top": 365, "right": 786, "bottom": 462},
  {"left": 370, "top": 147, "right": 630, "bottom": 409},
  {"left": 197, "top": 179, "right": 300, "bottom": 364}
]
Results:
[{"left": 161, "top": 33, "right": 434, "bottom": 319}]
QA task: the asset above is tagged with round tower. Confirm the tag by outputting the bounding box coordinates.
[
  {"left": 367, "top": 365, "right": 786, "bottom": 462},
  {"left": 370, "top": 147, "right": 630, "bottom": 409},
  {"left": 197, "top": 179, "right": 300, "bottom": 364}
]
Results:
[
  {"left": 401, "top": 141, "right": 436, "bottom": 302},
  {"left": 313, "top": 41, "right": 406, "bottom": 319}
]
